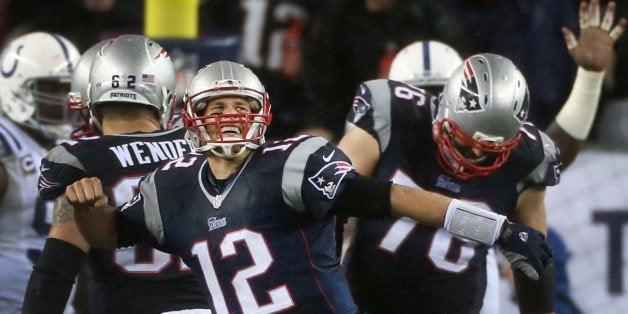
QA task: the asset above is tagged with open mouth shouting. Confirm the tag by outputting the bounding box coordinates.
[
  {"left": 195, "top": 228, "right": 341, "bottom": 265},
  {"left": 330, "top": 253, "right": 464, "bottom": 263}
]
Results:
[{"left": 220, "top": 124, "right": 243, "bottom": 138}]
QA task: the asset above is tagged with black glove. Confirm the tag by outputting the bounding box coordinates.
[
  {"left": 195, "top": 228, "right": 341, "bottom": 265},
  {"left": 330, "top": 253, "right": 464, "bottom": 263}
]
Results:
[{"left": 496, "top": 222, "right": 552, "bottom": 281}]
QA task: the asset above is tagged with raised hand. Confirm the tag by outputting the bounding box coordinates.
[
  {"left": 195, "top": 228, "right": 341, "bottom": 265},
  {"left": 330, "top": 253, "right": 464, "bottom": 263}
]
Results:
[
  {"left": 562, "top": 0, "right": 627, "bottom": 71},
  {"left": 65, "top": 177, "right": 109, "bottom": 211},
  {"left": 496, "top": 222, "right": 553, "bottom": 281}
]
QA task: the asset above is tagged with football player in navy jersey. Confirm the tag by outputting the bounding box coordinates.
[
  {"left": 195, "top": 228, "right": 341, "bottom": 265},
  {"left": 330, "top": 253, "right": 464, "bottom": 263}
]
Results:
[
  {"left": 337, "top": 1, "right": 626, "bottom": 313},
  {"left": 22, "top": 35, "right": 209, "bottom": 314},
  {"left": 364, "top": 39, "right": 506, "bottom": 314},
  {"left": 65, "top": 60, "right": 553, "bottom": 313}
]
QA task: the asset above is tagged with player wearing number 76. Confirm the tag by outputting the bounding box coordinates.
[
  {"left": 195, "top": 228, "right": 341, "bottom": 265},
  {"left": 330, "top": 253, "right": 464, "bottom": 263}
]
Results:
[
  {"left": 66, "top": 60, "right": 551, "bottom": 313},
  {"left": 338, "top": 1, "right": 626, "bottom": 313}
]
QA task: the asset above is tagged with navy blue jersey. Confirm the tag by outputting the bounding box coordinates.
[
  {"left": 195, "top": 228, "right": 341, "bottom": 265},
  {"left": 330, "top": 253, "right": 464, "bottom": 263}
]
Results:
[
  {"left": 38, "top": 126, "right": 209, "bottom": 313},
  {"left": 119, "top": 135, "right": 360, "bottom": 313},
  {"left": 342, "top": 79, "right": 560, "bottom": 313}
]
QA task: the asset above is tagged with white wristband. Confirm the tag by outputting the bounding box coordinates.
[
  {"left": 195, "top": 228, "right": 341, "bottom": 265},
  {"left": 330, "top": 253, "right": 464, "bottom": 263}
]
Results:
[
  {"left": 556, "top": 67, "right": 605, "bottom": 140},
  {"left": 444, "top": 199, "right": 507, "bottom": 246}
]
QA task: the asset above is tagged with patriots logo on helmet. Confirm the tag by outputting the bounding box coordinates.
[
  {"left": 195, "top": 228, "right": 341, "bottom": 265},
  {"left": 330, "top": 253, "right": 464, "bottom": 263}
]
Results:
[
  {"left": 514, "top": 90, "right": 530, "bottom": 122},
  {"left": 455, "top": 59, "right": 482, "bottom": 113},
  {"left": 308, "top": 161, "right": 353, "bottom": 199}
]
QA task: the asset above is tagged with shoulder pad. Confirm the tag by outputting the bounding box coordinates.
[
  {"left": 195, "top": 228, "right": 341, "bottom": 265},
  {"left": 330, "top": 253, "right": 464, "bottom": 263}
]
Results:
[
  {"left": 152, "top": 153, "right": 204, "bottom": 188},
  {"left": 348, "top": 80, "right": 390, "bottom": 123},
  {"left": 46, "top": 145, "right": 85, "bottom": 171},
  {"left": 347, "top": 79, "right": 395, "bottom": 152},
  {"left": 281, "top": 135, "right": 353, "bottom": 212},
  {"left": 523, "top": 130, "right": 561, "bottom": 186}
]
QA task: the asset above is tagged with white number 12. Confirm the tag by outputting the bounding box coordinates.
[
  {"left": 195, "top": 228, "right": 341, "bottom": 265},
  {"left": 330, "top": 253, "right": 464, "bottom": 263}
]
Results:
[{"left": 192, "top": 229, "right": 294, "bottom": 314}]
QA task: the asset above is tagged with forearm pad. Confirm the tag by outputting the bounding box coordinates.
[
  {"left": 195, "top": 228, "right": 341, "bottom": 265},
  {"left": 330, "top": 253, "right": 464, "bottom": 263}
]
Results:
[
  {"left": 513, "top": 256, "right": 556, "bottom": 313},
  {"left": 22, "top": 238, "right": 86, "bottom": 314},
  {"left": 444, "top": 199, "right": 506, "bottom": 246}
]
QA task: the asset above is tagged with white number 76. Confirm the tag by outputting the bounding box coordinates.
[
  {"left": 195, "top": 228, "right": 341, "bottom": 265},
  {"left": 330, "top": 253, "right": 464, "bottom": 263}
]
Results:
[{"left": 378, "top": 170, "right": 479, "bottom": 273}]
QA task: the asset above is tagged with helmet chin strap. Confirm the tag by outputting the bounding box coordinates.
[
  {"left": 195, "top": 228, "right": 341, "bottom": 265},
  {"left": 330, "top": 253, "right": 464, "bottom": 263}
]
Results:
[
  {"left": 85, "top": 82, "right": 104, "bottom": 133},
  {"left": 159, "top": 86, "right": 175, "bottom": 129},
  {"left": 209, "top": 142, "right": 259, "bottom": 159}
]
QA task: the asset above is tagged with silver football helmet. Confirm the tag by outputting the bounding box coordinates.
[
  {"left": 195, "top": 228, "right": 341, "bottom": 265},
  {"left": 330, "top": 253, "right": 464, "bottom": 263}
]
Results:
[
  {"left": 388, "top": 40, "right": 463, "bottom": 88},
  {"left": 87, "top": 34, "right": 175, "bottom": 132},
  {"left": 0, "top": 32, "right": 80, "bottom": 139},
  {"left": 183, "top": 61, "right": 272, "bottom": 158},
  {"left": 66, "top": 40, "right": 109, "bottom": 139},
  {"left": 433, "top": 53, "right": 529, "bottom": 179}
]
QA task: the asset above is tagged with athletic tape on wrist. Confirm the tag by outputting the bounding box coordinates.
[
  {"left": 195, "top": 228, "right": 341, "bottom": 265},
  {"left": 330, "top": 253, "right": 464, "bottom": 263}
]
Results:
[
  {"left": 444, "top": 199, "right": 506, "bottom": 245},
  {"left": 556, "top": 67, "right": 604, "bottom": 140}
]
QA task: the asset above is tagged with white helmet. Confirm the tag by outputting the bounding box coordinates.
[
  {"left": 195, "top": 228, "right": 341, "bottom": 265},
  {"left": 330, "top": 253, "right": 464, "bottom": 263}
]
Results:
[
  {"left": 388, "top": 40, "right": 463, "bottom": 88},
  {"left": 433, "top": 53, "right": 529, "bottom": 179},
  {"left": 0, "top": 32, "right": 80, "bottom": 139},
  {"left": 66, "top": 40, "right": 108, "bottom": 139},
  {"left": 87, "top": 34, "right": 176, "bottom": 132},
  {"left": 183, "top": 61, "right": 272, "bottom": 158}
]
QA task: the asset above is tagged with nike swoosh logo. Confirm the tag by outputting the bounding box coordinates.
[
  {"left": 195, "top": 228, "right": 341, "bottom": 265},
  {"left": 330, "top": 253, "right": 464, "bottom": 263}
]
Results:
[{"left": 322, "top": 150, "right": 335, "bottom": 162}]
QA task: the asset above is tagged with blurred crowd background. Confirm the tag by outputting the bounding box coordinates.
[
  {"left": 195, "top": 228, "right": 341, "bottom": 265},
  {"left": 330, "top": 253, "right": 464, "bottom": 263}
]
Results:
[
  {"left": 0, "top": 0, "right": 626, "bottom": 313},
  {"left": 2, "top": 0, "right": 627, "bottom": 143}
]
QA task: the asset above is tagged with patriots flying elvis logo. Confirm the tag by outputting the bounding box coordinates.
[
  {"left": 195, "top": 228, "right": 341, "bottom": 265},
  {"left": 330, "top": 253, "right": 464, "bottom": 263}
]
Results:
[
  {"left": 38, "top": 176, "right": 60, "bottom": 191},
  {"left": 455, "top": 59, "right": 482, "bottom": 113},
  {"left": 351, "top": 96, "right": 371, "bottom": 124},
  {"left": 308, "top": 161, "right": 353, "bottom": 199},
  {"left": 121, "top": 193, "right": 142, "bottom": 212}
]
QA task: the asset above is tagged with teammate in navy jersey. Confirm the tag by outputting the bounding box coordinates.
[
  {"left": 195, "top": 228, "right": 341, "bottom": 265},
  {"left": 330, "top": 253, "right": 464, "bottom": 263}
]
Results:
[
  {"left": 65, "top": 60, "right": 553, "bottom": 313},
  {"left": 337, "top": 2, "right": 626, "bottom": 313},
  {"left": 340, "top": 55, "right": 556, "bottom": 314},
  {"left": 22, "top": 35, "right": 209, "bottom": 314}
]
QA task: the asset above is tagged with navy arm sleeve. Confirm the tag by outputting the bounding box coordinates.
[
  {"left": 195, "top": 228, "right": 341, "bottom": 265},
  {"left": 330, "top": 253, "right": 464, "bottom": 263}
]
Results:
[
  {"left": 22, "top": 238, "right": 86, "bottom": 314},
  {"left": 330, "top": 175, "right": 393, "bottom": 218},
  {"left": 115, "top": 210, "right": 156, "bottom": 248}
]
